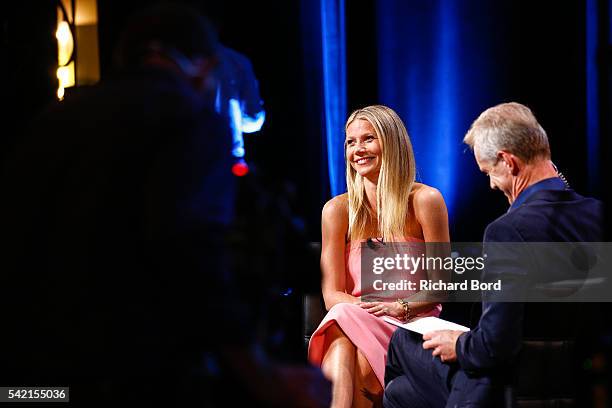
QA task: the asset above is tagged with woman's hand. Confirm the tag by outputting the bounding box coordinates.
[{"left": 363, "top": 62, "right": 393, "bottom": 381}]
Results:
[{"left": 357, "top": 301, "right": 405, "bottom": 319}]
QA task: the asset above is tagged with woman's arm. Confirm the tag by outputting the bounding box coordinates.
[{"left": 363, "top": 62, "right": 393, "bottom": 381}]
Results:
[
  {"left": 409, "top": 185, "right": 451, "bottom": 309},
  {"left": 414, "top": 186, "right": 450, "bottom": 243},
  {"left": 320, "top": 196, "right": 360, "bottom": 310}
]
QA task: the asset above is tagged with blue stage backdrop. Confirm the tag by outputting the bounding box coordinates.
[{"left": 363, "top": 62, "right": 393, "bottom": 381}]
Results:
[
  {"left": 586, "top": 0, "right": 601, "bottom": 195},
  {"left": 300, "top": 0, "right": 348, "bottom": 202},
  {"left": 321, "top": 0, "right": 348, "bottom": 197},
  {"left": 309, "top": 0, "right": 603, "bottom": 220},
  {"left": 376, "top": 0, "right": 511, "bottom": 219}
]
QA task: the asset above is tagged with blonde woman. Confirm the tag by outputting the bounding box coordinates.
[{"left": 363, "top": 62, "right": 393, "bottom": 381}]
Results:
[{"left": 308, "top": 105, "right": 450, "bottom": 408}]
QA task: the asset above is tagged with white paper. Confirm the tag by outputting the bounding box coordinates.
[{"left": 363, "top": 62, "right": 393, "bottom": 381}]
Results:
[{"left": 384, "top": 316, "right": 470, "bottom": 334}]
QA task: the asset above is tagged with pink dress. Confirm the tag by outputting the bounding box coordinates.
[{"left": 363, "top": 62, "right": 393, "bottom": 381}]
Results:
[{"left": 308, "top": 237, "right": 442, "bottom": 386}]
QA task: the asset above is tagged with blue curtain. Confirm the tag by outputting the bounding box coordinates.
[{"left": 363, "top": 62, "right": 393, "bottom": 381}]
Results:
[
  {"left": 376, "top": 0, "right": 506, "bottom": 218},
  {"left": 321, "top": 0, "right": 347, "bottom": 196},
  {"left": 586, "top": 0, "right": 601, "bottom": 195}
]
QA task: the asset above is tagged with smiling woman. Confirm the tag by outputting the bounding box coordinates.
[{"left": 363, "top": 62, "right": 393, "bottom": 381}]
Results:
[
  {"left": 345, "top": 119, "right": 382, "bottom": 179},
  {"left": 308, "top": 105, "right": 450, "bottom": 408}
]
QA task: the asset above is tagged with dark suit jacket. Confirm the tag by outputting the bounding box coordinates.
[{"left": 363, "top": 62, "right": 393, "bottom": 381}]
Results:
[{"left": 453, "top": 180, "right": 602, "bottom": 404}]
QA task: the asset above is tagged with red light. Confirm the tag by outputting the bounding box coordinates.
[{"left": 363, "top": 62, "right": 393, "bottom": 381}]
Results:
[{"left": 232, "top": 161, "right": 249, "bottom": 177}]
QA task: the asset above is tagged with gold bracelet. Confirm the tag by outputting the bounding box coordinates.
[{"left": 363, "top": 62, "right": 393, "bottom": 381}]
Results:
[{"left": 396, "top": 298, "right": 412, "bottom": 322}]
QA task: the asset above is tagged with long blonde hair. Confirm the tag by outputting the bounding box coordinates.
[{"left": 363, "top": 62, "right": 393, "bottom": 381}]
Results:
[{"left": 345, "top": 105, "right": 416, "bottom": 241}]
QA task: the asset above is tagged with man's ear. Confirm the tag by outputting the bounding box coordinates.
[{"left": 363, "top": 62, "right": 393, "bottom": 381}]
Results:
[{"left": 498, "top": 151, "right": 520, "bottom": 175}]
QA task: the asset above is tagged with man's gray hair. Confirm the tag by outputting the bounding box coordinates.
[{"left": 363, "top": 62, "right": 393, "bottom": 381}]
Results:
[{"left": 463, "top": 102, "right": 551, "bottom": 163}]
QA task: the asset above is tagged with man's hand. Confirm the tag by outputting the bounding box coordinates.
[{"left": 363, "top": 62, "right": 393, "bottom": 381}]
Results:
[{"left": 422, "top": 330, "right": 463, "bottom": 363}]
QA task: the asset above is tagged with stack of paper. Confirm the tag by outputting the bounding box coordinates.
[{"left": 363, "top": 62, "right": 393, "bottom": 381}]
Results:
[{"left": 384, "top": 316, "right": 470, "bottom": 334}]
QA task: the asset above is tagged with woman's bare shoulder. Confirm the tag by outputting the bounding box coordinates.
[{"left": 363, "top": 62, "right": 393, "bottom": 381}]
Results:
[
  {"left": 322, "top": 193, "right": 348, "bottom": 217},
  {"left": 411, "top": 183, "right": 445, "bottom": 208},
  {"left": 411, "top": 183, "right": 449, "bottom": 240},
  {"left": 322, "top": 194, "right": 349, "bottom": 235},
  {"left": 411, "top": 183, "right": 448, "bottom": 227}
]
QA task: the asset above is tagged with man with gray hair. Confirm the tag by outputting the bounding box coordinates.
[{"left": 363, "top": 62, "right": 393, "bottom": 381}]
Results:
[
  {"left": 383, "top": 102, "right": 602, "bottom": 407},
  {"left": 464, "top": 102, "right": 556, "bottom": 204}
]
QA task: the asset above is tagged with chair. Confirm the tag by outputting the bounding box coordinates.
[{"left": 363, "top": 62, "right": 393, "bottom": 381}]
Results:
[
  {"left": 504, "top": 340, "right": 576, "bottom": 408},
  {"left": 302, "top": 293, "right": 326, "bottom": 349},
  {"left": 302, "top": 242, "right": 326, "bottom": 349}
]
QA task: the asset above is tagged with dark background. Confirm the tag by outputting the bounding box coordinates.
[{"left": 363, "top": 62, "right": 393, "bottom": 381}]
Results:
[
  {"left": 3, "top": 0, "right": 610, "bottom": 242},
  {"left": 2, "top": 0, "right": 611, "bottom": 402}
]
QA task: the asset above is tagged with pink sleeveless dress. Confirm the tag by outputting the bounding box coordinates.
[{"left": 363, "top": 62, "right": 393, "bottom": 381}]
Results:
[{"left": 307, "top": 237, "right": 442, "bottom": 386}]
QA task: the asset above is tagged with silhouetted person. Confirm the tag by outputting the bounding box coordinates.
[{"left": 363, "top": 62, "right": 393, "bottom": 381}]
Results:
[
  {"left": 0, "top": 3, "right": 239, "bottom": 405},
  {"left": 1, "top": 4, "right": 331, "bottom": 406}
]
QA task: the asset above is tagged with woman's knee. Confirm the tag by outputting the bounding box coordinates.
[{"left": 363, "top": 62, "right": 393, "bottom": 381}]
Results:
[
  {"left": 321, "top": 323, "right": 355, "bottom": 368},
  {"left": 324, "top": 323, "right": 354, "bottom": 349}
]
